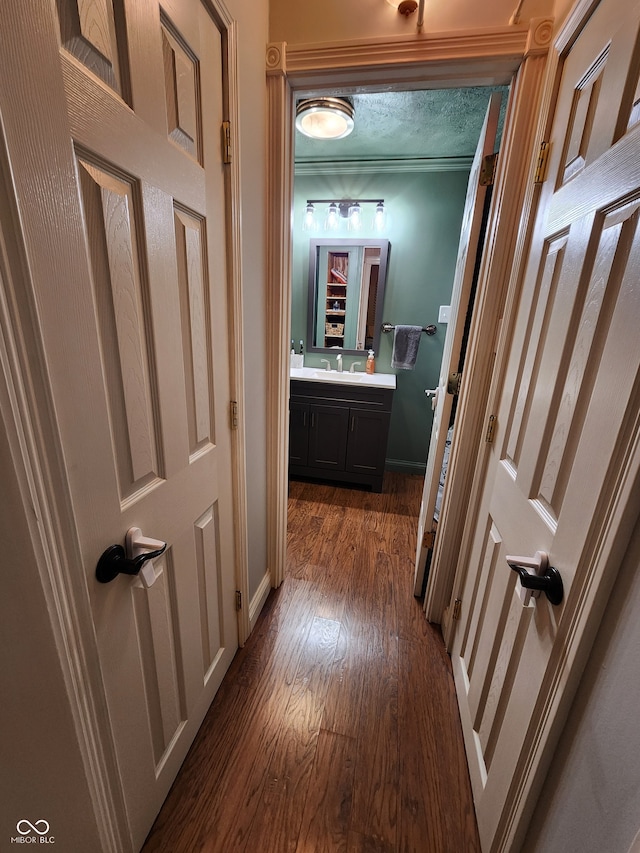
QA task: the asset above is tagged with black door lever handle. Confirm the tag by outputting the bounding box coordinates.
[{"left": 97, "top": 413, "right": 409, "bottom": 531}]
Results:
[
  {"left": 506, "top": 553, "right": 563, "bottom": 606},
  {"left": 96, "top": 541, "right": 167, "bottom": 584}
]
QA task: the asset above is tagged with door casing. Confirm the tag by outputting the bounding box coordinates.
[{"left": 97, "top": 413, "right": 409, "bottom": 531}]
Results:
[{"left": 265, "top": 18, "right": 553, "bottom": 607}]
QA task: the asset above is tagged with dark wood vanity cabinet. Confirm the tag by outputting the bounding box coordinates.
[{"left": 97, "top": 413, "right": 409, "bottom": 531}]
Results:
[{"left": 288, "top": 380, "right": 394, "bottom": 492}]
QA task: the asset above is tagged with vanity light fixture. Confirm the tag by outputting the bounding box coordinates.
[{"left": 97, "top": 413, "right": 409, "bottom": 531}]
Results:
[
  {"left": 304, "top": 199, "right": 388, "bottom": 233},
  {"left": 295, "top": 97, "right": 355, "bottom": 140}
]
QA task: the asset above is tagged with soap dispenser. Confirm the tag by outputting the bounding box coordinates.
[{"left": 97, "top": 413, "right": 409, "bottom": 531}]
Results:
[{"left": 366, "top": 349, "right": 375, "bottom": 375}]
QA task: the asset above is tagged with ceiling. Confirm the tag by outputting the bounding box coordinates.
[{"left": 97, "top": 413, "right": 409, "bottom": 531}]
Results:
[{"left": 294, "top": 87, "right": 509, "bottom": 168}]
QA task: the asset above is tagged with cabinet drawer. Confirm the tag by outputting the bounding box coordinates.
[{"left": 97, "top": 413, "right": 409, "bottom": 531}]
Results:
[{"left": 291, "top": 379, "right": 393, "bottom": 411}]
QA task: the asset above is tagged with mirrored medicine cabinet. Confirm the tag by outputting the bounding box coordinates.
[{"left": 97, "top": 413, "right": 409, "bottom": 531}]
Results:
[{"left": 306, "top": 238, "right": 390, "bottom": 355}]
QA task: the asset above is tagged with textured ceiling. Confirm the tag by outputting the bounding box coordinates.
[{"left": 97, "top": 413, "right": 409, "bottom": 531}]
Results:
[{"left": 295, "top": 87, "right": 509, "bottom": 165}]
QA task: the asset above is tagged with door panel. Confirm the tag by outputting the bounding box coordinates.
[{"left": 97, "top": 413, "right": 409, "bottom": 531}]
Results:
[
  {"left": 414, "top": 92, "right": 501, "bottom": 595},
  {"left": 4, "top": 0, "right": 238, "bottom": 849},
  {"left": 174, "top": 207, "right": 215, "bottom": 455},
  {"left": 452, "top": 0, "right": 640, "bottom": 848},
  {"left": 55, "top": 0, "right": 128, "bottom": 96},
  {"left": 78, "top": 158, "right": 163, "bottom": 496}
]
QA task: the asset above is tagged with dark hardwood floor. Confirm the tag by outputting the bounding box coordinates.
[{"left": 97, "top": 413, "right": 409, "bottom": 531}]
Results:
[{"left": 142, "top": 473, "right": 480, "bottom": 852}]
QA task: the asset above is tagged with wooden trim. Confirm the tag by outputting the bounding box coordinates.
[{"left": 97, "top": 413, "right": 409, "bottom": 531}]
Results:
[
  {"left": 249, "top": 570, "right": 273, "bottom": 633},
  {"left": 428, "top": 19, "right": 553, "bottom": 630},
  {"left": 284, "top": 26, "right": 529, "bottom": 86},
  {"left": 266, "top": 68, "right": 294, "bottom": 589},
  {"left": 385, "top": 459, "right": 427, "bottom": 475},
  {"left": 295, "top": 156, "right": 473, "bottom": 176},
  {"left": 555, "top": 0, "right": 603, "bottom": 53},
  {"left": 219, "top": 13, "right": 251, "bottom": 646}
]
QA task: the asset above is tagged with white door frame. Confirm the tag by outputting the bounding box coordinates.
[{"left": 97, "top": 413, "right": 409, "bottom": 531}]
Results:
[
  {"left": 0, "top": 0, "right": 248, "bottom": 848},
  {"left": 265, "top": 20, "right": 553, "bottom": 601}
]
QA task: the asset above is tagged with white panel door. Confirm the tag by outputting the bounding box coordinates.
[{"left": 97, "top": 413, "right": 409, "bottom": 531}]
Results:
[
  {"left": 414, "top": 93, "right": 501, "bottom": 595},
  {"left": 2, "top": 0, "right": 238, "bottom": 848},
  {"left": 451, "top": 0, "right": 640, "bottom": 849}
]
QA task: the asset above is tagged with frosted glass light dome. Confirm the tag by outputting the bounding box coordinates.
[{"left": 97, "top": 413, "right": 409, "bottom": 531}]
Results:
[{"left": 295, "top": 98, "right": 355, "bottom": 140}]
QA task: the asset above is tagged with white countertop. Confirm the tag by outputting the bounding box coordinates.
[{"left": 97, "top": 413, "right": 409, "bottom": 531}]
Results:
[{"left": 290, "top": 365, "right": 396, "bottom": 390}]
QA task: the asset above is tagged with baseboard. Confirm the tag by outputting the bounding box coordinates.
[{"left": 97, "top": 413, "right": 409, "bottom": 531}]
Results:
[
  {"left": 386, "top": 459, "right": 426, "bottom": 475},
  {"left": 249, "top": 570, "right": 272, "bottom": 633}
]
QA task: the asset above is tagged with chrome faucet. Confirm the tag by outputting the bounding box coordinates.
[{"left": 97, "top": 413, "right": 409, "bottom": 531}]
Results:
[
  {"left": 336, "top": 354, "right": 343, "bottom": 372},
  {"left": 350, "top": 362, "right": 362, "bottom": 373},
  {"left": 320, "top": 358, "right": 332, "bottom": 371}
]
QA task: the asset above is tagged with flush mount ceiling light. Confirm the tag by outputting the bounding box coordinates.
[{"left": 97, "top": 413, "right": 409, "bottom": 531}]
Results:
[{"left": 295, "top": 97, "right": 355, "bottom": 140}]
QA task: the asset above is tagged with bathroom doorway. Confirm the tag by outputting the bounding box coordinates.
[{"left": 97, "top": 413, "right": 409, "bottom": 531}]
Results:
[{"left": 287, "top": 84, "right": 509, "bottom": 573}]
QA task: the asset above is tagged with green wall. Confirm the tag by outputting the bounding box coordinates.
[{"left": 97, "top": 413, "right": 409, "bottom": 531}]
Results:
[{"left": 292, "top": 170, "right": 469, "bottom": 471}]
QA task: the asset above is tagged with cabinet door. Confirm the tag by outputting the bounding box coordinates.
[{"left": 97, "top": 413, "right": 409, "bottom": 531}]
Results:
[
  {"left": 308, "top": 404, "right": 349, "bottom": 470},
  {"left": 289, "top": 400, "right": 310, "bottom": 466},
  {"left": 346, "top": 409, "right": 389, "bottom": 476}
]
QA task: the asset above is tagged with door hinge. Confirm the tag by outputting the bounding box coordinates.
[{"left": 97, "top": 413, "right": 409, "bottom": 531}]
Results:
[
  {"left": 447, "top": 371, "right": 462, "bottom": 396},
  {"left": 452, "top": 598, "right": 462, "bottom": 620},
  {"left": 485, "top": 414, "right": 497, "bottom": 443},
  {"left": 480, "top": 152, "right": 498, "bottom": 186},
  {"left": 222, "top": 120, "right": 232, "bottom": 164},
  {"left": 422, "top": 529, "right": 435, "bottom": 550},
  {"left": 534, "top": 141, "right": 550, "bottom": 184},
  {"left": 235, "top": 590, "right": 242, "bottom": 611},
  {"left": 230, "top": 400, "right": 239, "bottom": 430}
]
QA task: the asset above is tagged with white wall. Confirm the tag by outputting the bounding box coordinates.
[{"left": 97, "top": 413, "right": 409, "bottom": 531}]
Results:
[{"left": 270, "top": 0, "right": 554, "bottom": 46}]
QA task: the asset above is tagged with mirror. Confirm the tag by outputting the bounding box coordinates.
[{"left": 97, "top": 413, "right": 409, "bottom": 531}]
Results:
[{"left": 306, "top": 239, "right": 390, "bottom": 354}]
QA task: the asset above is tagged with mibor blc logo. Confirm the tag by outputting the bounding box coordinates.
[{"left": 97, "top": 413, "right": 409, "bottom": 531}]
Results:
[{"left": 11, "top": 820, "right": 55, "bottom": 844}]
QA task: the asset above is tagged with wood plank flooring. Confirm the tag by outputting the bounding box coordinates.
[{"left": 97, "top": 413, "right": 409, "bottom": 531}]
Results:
[{"left": 142, "top": 473, "right": 480, "bottom": 853}]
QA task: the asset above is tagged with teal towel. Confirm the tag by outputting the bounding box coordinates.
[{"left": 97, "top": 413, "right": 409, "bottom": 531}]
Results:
[{"left": 392, "top": 325, "right": 422, "bottom": 370}]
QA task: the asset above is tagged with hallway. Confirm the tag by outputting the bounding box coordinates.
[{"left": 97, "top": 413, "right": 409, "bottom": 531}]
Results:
[{"left": 142, "top": 473, "right": 480, "bottom": 852}]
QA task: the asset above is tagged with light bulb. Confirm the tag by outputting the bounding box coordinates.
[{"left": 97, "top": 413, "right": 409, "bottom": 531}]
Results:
[
  {"left": 373, "top": 202, "right": 387, "bottom": 232},
  {"left": 325, "top": 202, "right": 339, "bottom": 231},
  {"left": 302, "top": 202, "right": 317, "bottom": 231},
  {"left": 348, "top": 202, "right": 362, "bottom": 231}
]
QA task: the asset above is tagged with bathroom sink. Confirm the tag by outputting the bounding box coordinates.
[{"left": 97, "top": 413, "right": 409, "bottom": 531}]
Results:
[
  {"left": 289, "top": 365, "right": 396, "bottom": 390},
  {"left": 311, "top": 370, "right": 365, "bottom": 382}
]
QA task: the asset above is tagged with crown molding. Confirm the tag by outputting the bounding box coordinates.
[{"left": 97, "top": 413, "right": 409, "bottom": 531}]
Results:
[
  {"left": 271, "top": 26, "right": 529, "bottom": 90},
  {"left": 295, "top": 156, "right": 473, "bottom": 175}
]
